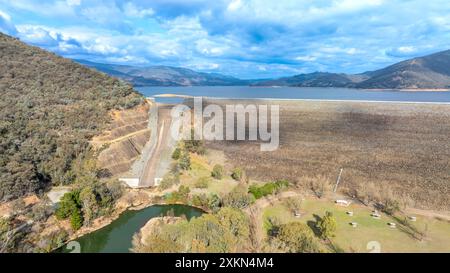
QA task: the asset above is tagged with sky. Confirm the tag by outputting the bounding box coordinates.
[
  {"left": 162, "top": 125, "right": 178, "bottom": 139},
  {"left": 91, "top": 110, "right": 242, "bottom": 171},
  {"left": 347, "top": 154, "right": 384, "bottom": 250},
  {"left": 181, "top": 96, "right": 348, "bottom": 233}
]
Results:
[{"left": 1, "top": 0, "right": 450, "bottom": 79}]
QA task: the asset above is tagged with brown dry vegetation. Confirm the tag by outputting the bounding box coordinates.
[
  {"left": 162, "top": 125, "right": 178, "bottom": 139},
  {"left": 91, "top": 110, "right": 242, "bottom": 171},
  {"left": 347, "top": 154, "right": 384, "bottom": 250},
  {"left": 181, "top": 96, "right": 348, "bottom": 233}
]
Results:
[{"left": 205, "top": 100, "right": 450, "bottom": 210}]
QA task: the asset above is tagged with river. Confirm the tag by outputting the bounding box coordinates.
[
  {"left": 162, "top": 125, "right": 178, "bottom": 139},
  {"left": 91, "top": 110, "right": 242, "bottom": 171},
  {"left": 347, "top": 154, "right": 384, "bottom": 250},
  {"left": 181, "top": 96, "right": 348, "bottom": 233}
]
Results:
[{"left": 59, "top": 205, "right": 203, "bottom": 253}]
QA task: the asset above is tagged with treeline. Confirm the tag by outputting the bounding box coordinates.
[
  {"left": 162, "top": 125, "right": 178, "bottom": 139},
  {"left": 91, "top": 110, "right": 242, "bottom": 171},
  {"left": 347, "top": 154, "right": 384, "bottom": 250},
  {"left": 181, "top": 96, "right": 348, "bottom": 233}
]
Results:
[{"left": 0, "top": 33, "right": 143, "bottom": 201}]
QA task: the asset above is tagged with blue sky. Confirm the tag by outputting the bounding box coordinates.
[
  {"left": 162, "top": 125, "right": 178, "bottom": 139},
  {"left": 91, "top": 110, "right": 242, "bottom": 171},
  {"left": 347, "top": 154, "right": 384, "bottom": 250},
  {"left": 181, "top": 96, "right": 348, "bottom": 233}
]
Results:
[{"left": 1, "top": 0, "right": 450, "bottom": 79}]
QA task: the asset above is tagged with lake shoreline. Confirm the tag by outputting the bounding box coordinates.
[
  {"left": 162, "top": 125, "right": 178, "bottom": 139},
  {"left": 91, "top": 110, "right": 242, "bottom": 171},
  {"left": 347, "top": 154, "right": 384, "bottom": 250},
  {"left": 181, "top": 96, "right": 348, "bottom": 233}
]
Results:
[
  {"left": 138, "top": 86, "right": 450, "bottom": 104},
  {"left": 57, "top": 196, "right": 206, "bottom": 253}
]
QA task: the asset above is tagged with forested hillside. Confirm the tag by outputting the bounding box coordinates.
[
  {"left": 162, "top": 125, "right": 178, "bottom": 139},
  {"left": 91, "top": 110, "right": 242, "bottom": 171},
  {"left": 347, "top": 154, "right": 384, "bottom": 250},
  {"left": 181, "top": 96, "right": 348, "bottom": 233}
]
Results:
[{"left": 0, "top": 33, "right": 143, "bottom": 201}]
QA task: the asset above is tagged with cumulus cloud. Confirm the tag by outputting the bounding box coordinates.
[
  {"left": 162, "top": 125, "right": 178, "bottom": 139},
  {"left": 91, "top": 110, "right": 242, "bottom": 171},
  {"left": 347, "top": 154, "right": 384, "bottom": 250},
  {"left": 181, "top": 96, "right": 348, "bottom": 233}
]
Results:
[
  {"left": 0, "top": 10, "right": 17, "bottom": 35},
  {"left": 1, "top": 0, "right": 450, "bottom": 78}
]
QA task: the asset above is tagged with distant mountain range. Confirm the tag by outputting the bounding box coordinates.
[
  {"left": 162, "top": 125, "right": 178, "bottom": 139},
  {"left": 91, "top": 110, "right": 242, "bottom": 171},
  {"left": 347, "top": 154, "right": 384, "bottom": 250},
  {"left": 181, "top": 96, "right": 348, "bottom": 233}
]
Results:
[
  {"left": 255, "top": 50, "right": 450, "bottom": 89},
  {"left": 76, "top": 49, "right": 450, "bottom": 89},
  {"left": 75, "top": 60, "right": 252, "bottom": 87}
]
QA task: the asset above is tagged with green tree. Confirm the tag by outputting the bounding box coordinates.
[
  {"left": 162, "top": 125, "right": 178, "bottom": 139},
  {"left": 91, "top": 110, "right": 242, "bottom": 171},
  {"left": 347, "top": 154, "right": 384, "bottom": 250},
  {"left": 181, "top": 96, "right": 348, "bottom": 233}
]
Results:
[
  {"left": 55, "top": 191, "right": 81, "bottom": 220},
  {"left": 178, "top": 152, "right": 191, "bottom": 171},
  {"left": 284, "top": 197, "right": 302, "bottom": 215},
  {"left": 55, "top": 190, "right": 84, "bottom": 231},
  {"left": 317, "top": 211, "right": 337, "bottom": 239},
  {"left": 172, "top": 148, "right": 181, "bottom": 160},
  {"left": 211, "top": 164, "right": 224, "bottom": 180},
  {"left": 223, "top": 185, "right": 254, "bottom": 209},
  {"left": 70, "top": 209, "right": 83, "bottom": 231},
  {"left": 208, "top": 194, "right": 222, "bottom": 212},
  {"left": 216, "top": 207, "right": 250, "bottom": 242},
  {"left": 79, "top": 186, "right": 98, "bottom": 226},
  {"left": 276, "top": 222, "right": 320, "bottom": 253}
]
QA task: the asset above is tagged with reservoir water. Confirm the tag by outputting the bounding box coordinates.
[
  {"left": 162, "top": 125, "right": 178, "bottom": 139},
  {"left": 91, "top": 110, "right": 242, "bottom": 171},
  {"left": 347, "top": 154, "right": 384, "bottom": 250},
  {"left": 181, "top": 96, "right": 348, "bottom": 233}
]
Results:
[
  {"left": 137, "top": 86, "right": 450, "bottom": 103},
  {"left": 60, "top": 205, "right": 203, "bottom": 253}
]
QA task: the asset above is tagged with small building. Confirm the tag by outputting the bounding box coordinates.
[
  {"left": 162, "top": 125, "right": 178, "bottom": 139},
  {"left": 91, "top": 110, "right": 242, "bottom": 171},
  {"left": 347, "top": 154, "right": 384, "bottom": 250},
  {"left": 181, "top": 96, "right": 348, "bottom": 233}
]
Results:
[
  {"left": 388, "top": 222, "right": 397, "bottom": 228},
  {"left": 335, "top": 200, "right": 351, "bottom": 207},
  {"left": 119, "top": 178, "right": 140, "bottom": 188}
]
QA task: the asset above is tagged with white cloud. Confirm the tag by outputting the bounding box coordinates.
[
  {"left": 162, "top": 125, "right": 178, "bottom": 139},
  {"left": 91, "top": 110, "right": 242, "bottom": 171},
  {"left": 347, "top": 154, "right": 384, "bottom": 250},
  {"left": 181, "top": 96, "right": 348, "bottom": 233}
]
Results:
[
  {"left": 123, "top": 2, "right": 154, "bottom": 18},
  {"left": 397, "top": 46, "right": 416, "bottom": 53},
  {"left": 66, "top": 0, "right": 81, "bottom": 7},
  {"left": 3, "top": 0, "right": 450, "bottom": 77},
  {"left": 16, "top": 25, "right": 59, "bottom": 46},
  {"left": 0, "top": 9, "right": 17, "bottom": 35},
  {"left": 295, "top": 55, "right": 317, "bottom": 62},
  {"left": 0, "top": 9, "right": 11, "bottom": 21},
  {"left": 227, "top": 0, "right": 242, "bottom": 12}
]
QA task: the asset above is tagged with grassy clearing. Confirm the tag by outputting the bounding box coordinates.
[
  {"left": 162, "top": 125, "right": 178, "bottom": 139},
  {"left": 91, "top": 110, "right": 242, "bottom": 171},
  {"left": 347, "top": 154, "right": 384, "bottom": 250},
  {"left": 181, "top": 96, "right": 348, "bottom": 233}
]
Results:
[
  {"left": 180, "top": 153, "right": 239, "bottom": 196},
  {"left": 263, "top": 198, "right": 450, "bottom": 253}
]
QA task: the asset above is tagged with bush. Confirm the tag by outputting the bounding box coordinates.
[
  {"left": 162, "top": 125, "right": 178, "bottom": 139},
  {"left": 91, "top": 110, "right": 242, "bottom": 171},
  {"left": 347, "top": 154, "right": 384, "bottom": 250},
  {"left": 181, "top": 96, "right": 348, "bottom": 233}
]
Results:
[
  {"left": 223, "top": 185, "right": 255, "bottom": 209},
  {"left": 70, "top": 209, "right": 83, "bottom": 231},
  {"left": 317, "top": 211, "right": 337, "bottom": 239},
  {"left": 275, "top": 222, "right": 320, "bottom": 253},
  {"left": 231, "top": 168, "right": 244, "bottom": 181},
  {"left": 172, "top": 148, "right": 181, "bottom": 160},
  {"left": 195, "top": 177, "right": 210, "bottom": 189},
  {"left": 184, "top": 130, "right": 206, "bottom": 155},
  {"left": 165, "top": 185, "right": 191, "bottom": 204},
  {"left": 55, "top": 191, "right": 81, "bottom": 220},
  {"left": 178, "top": 152, "right": 191, "bottom": 171},
  {"left": 308, "top": 175, "right": 332, "bottom": 199},
  {"left": 56, "top": 191, "right": 84, "bottom": 230},
  {"left": 249, "top": 180, "right": 289, "bottom": 199},
  {"left": 382, "top": 198, "right": 401, "bottom": 215},
  {"left": 191, "top": 193, "right": 221, "bottom": 212},
  {"left": 211, "top": 164, "right": 224, "bottom": 180},
  {"left": 29, "top": 203, "right": 54, "bottom": 222},
  {"left": 159, "top": 172, "right": 180, "bottom": 190}
]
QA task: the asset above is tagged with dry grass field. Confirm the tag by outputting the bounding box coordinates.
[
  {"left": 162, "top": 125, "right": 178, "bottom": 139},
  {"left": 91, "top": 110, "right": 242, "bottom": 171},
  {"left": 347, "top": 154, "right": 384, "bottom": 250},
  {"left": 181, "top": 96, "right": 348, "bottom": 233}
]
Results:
[{"left": 204, "top": 100, "right": 450, "bottom": 211}]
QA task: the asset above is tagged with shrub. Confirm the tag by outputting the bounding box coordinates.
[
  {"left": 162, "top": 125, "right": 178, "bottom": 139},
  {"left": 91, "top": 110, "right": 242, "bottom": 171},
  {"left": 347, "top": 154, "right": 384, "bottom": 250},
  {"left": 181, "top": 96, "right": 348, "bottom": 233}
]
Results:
[
  {"left": 184, "top": 129, "right": 206, "bottom": 155},
  {"left": 284, "top": 197, "right": 302, "bottom": 215},
  {"left": 178, "top": 152, "right": 191, "bottom": 171},
  {"left": 195, "top": 177, "right": 210, "bottom": 189},
  {"left": 382, "top": 198, "right": 401, "bottom": 215},
  {"left": 172, "top": 148, "right": 181, "bottom": 160},
  {"left": 317, "top": 211, "right": 337, "bottom": 239},
  {"left": 231, "top": 168, "right": 244, "bottom": 181},
  {"left": 70, "top": 209, "right": 83, "bottom": 231},
  {"left": 191, "top": 193, "right": 221, "bottom": 212},
  {"left": 165, "top": 186, "right": 191, "bottom": 204},
  {"left": 275, "top": 222, "right": 320, "bottom": 253},
  {"left": 55, "top": 191, "right": 81, "bottom": 220},
  {"left": 223, "top": 185, "right": 255, "bottom": 209},
  {"left": 159, "top": 172, "right": 180, "bottom": 190},
  {"left": 211, "top": 164, "right": 224, "bottom": 180},
  {"left": 308, "top": 175, "right": 332, "bottom": 199},
  {"left": 249, "top": 180, "right": 289, "bottom": 199}
]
